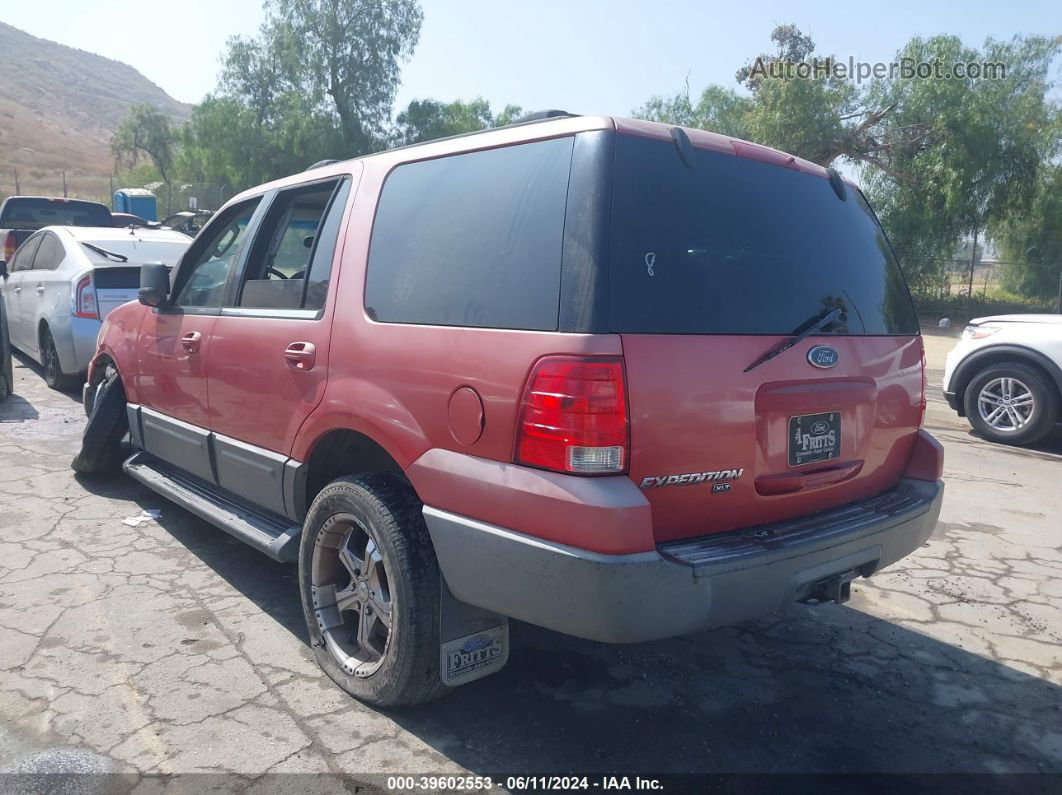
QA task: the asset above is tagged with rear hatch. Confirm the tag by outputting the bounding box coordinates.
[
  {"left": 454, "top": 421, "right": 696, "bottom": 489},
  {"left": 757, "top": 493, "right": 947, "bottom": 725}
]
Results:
[
  {"left": 610, "top": 133, "right": 923, "bottom": 543},
  {"left": 93, "top": 266, "right": 142, "bottom": 319},
  {"left": 83, "top": 237, "right": 188, "bottom": 319}
]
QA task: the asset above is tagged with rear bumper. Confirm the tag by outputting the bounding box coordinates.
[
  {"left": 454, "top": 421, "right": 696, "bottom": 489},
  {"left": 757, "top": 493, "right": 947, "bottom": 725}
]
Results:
[
  {"left": 424, "top": 477, "right": 943, "bottom": 643},
  {"left": 69, "top": 317, "right": 101, "bottom": 374}
]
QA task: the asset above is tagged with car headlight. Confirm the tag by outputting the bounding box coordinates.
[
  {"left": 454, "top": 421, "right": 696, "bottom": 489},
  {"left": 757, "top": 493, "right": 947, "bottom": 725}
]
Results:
[{"left": 962, "top": 324, "right": 1001, "bottom": 340}]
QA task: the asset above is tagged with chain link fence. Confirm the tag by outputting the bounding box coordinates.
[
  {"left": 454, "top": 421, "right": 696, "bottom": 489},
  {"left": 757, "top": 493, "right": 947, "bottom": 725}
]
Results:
[
  {"left": 0, "top": 176, "right": 113, "bottom": 205},
  {"left": 149, "top": 182, "right": 232, "bottom": 218},
  {"left": 904, "top": 257, "right": 1062, "bottom": 318}
]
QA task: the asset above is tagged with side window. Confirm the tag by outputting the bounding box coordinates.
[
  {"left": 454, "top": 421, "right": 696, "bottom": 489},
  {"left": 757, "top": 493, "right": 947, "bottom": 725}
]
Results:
[
  {"left": 303, "top": 179, "right": 351, "bottom": 310},
  {"left": 236, "top": 179, "right": 348, "bottom": 311},
  {"left": 9, "top": 235, "right": 42, "bottom": 272},
  {"left": 32, "top": 234, "right": 64, "bottom": 271},
  {"left": 172, "top": 199, "right": 261, "bottom": 308},
  {"left": 364, "top": 137, "right": 574, "bottom": 330}
]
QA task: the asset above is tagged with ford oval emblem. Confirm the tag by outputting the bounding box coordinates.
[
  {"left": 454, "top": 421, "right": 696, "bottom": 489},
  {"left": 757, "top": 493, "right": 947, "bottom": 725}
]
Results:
[
  {"left": 462, "top": 634, "right": 491, "bottom": 653},
  {"left": 807, "top": 345, "right": 839, "bottom": 369}
]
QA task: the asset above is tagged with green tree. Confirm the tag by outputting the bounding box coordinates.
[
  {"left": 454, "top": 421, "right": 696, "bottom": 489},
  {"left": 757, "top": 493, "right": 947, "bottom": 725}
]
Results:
[
  {"left": 241, "top": 0, "right": 423, "bottom": 157},
  {"left": 493, "top": 104, "right": 524, "bottom": 127},
  {"left": 635, "top": 26, "right": 1060, "bottom": 294},
  {"left": 862, "top": 34, "right": 1059, "bottom": 279},
  {"left": 394, "top": 98, "right": 523, "bottom": 145},
  {"left": 637, "top": 83, "right": 751, "bottom": 138},
  {"left": 111, "top": 104, "right": 177, "bottom": 183},
  {"left": 635, "top": 26, "right": 866, "bottom": 166},
  {"left": 993, "top": 163, "right": 1062, "bottom": 302}
]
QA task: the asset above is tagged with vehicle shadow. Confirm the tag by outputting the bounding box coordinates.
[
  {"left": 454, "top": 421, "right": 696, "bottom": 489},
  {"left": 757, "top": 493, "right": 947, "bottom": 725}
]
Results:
[
  {"left": 10, "top": 351, "right": 82, "bottom": 404},
  {"left": 71, "top": 470, "right": 1062, "bottom": 775},
  {"left": 963, "top": 425, "right": 1062, "bottom": 456},
  {"left": 1012, "top": 427, "right": 1062, "bottom": 455},
  {"left": 390, "top": 609, "right": 1061, "bottom": 775},
  {"left": 0, "top": 393, "right": 39, "bottom": 422}
]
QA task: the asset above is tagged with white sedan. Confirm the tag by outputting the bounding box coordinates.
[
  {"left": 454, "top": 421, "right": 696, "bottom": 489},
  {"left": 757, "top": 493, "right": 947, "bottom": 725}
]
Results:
[
  {"left": 0, "top": 226, "right": 190, "bottom": 390},
  {"left": 943, "top": 314, "right": 1062, "bottom": 445}
]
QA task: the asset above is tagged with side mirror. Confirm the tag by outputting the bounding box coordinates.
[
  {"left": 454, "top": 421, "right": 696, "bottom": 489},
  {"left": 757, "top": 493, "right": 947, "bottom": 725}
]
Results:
[{"left": 139, "top": 262, "right": 170, "bottom": 307}]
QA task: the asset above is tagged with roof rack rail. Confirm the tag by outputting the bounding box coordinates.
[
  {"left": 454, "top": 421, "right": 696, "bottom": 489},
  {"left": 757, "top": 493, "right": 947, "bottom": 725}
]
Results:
[
  {"left": 305, "top": 159, "right": 339, "bottom": 171},
  {"left": 507, "top": 109, "right": 576, "bottom": 125}
]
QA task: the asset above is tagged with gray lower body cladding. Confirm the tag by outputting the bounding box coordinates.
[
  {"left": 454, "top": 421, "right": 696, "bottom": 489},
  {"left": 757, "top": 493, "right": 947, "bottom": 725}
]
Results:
[{"left": 423, "top": 478, "right": 944, "bottom": 644}]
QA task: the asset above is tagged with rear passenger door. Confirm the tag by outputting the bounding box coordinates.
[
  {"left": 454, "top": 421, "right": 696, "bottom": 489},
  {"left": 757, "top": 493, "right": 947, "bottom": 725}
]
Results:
[{"left": 203, "top": 173, "right": 355, "bottom": 515}]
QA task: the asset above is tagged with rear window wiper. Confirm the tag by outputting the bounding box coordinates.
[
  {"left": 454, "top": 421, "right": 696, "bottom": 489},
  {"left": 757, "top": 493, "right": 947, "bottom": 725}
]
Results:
[
  {"left": 743, "top": 307, "right": 843, "bottom": 373},
  {"left": 80, "top": 242, "right": 128, "bottom": 263}
]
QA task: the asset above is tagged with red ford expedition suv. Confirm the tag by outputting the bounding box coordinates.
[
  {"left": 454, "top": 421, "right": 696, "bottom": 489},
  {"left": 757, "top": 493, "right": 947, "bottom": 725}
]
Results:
[{"left": 73, "top": 112, "right": 944, "bottom": 706}]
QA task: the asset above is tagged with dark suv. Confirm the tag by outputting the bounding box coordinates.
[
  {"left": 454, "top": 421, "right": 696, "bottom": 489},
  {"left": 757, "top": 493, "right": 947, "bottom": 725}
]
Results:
[{"left": 74, "top": 113, "right": 944, "bottom": 706}]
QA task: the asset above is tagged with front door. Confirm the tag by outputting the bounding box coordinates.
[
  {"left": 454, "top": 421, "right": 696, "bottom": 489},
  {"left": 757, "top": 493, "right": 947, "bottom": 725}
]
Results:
[
  {"left": 134, "top": 198, "right": 263, "bottom": 482},
  {"left": 204, "top": 176, "right": 354, "bottom": 515}
]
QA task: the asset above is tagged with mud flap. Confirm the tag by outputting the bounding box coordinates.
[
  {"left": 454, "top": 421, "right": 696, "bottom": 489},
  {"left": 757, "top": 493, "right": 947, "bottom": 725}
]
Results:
[{"left": 438, "top": 579, "right": 509, "bottom": 687}]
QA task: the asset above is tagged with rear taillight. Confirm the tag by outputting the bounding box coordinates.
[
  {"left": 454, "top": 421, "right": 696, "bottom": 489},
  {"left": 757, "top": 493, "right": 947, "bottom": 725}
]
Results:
[
  {"left": 514, "top": 356, "right": 629, "bottom": 475},
  {"left": 2, "top": 232, "right": 16, "bottom": 264},
  {"left": 74, "top": 274, "right": 98, "bottom": 319}
]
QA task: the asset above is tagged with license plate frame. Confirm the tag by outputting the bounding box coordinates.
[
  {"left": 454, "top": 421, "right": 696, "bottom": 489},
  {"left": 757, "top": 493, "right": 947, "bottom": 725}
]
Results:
[{"left": 788, "top": 411, "right": 841, "bottom": 467}]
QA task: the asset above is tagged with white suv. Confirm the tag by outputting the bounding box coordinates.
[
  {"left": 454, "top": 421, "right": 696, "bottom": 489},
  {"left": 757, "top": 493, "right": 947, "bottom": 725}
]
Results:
[{"left": 943, "top": 314, "right": 1062, "bottom": 445}]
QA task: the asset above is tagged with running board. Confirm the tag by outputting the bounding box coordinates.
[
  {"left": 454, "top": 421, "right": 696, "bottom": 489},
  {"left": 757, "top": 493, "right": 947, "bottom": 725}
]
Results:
[{"left": 123, "top": 451, "right": 301, "bottom": 562}]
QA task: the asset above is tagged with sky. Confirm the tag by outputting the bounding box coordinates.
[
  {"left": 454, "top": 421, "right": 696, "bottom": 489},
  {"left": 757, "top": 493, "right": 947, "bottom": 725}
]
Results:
[{"left": 1, "top": 0, "right": 1060, "bottom": 114}]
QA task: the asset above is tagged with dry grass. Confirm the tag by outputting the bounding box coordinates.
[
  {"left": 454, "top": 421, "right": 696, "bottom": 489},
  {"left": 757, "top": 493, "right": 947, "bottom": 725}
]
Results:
[{"left": 0, "top": 21, "right": 190, "bottom": 202}]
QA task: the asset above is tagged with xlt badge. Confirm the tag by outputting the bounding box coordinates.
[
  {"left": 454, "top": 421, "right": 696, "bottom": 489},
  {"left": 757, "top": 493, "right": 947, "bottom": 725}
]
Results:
[{"left": 639, "top": 468, "right": 744, "bottom": 489}]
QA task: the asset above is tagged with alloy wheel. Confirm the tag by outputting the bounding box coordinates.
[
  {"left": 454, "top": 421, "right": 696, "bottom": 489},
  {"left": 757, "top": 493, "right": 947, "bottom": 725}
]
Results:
[
  {"left": 977, "top": 376, "right": 1036, "bottom": 433},
  {"left": 44, "top": 337, "right": 58, "bottom": 384},
  {"left": 310, "top": 513, "right": 393, "bottom": 678}
]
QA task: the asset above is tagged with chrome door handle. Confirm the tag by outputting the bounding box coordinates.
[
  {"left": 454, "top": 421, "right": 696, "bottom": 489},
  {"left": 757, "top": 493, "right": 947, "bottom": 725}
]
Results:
[{"left": 12, "top": 286, "right": 19, "bottom": 294}]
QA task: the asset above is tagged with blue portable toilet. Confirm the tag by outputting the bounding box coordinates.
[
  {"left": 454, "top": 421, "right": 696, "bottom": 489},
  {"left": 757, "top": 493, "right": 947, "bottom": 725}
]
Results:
[{"left": 113, "top": 188, "right": 158, "bottom": 222}]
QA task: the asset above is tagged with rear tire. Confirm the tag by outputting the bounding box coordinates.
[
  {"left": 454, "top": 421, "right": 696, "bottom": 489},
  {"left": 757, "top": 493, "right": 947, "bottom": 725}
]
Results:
[
  {"left": 963, "top": 361, "right": 1057, "bottom": 446},
  {"left": 0, "top": 302, "right": 12, "bottom": 402},
  {"left": 41, "top": 327, "right": 78, "bottom": 391},
  {"left": 298, "top": 474, "right": 450, "bottom": 708},
  {"left": 71, "top": 368, "right": 128, "bottom": 474}
]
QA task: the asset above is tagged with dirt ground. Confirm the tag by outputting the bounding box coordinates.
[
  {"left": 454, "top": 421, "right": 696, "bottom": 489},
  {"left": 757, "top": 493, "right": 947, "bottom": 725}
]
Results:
[{"left": 0, "top": 329, "right": 1060, "bottom": 785}]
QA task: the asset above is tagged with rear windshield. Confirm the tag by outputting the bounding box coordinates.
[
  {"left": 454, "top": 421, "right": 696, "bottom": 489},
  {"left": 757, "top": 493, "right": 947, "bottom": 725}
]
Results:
[
  {"left": 609, "top": 134, "right": 919, "bottom": 335},
  {"left": 0, "top": 198, "right": 114, "bottom": 229},
  {"left": 82, "top": 238, "right": 190, "bottom": 266}
]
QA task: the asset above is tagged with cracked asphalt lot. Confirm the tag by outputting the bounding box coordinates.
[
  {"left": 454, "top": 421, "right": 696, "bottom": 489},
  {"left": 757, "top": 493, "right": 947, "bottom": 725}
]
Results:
[{"left": 0, "top": 331, "right": 1060, "bottom": 784}]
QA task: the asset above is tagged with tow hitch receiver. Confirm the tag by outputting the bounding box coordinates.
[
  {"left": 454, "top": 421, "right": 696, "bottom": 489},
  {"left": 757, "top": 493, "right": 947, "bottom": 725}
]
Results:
[{"left": 800, "top": 570, "right": 858, "bottom": 606}]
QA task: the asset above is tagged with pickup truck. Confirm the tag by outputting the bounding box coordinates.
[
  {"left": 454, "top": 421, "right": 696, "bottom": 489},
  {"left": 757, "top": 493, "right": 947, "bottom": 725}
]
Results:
[{"left": 0, "top": 196, "right": 114, "bottom": 274}]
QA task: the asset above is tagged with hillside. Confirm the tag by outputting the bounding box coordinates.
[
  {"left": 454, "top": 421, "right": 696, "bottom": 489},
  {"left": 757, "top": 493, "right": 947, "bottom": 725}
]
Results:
[{"left": 0, "top": 21, "right": 191, "bottom": 202}]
